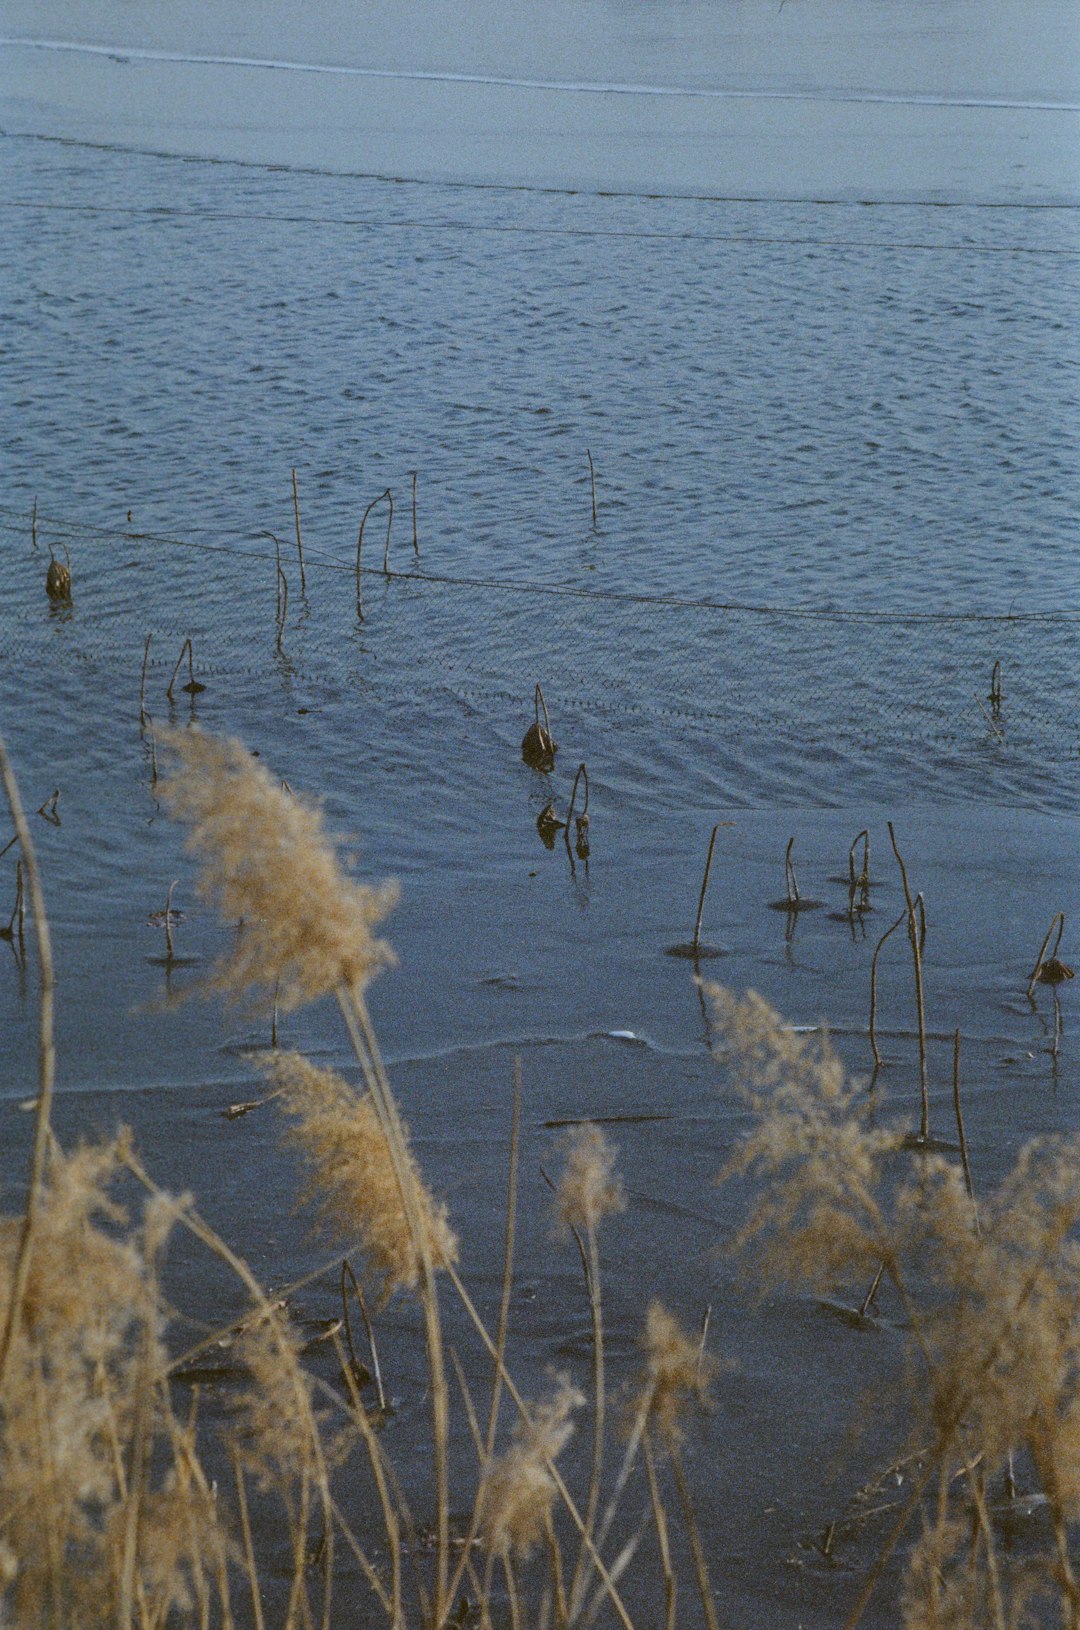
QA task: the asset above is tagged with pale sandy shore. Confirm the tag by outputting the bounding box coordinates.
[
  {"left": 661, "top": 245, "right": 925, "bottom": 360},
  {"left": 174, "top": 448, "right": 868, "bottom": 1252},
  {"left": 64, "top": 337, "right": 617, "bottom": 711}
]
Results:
[{"left": 1, "top": 0, "right": 1078, "bottom": 199}]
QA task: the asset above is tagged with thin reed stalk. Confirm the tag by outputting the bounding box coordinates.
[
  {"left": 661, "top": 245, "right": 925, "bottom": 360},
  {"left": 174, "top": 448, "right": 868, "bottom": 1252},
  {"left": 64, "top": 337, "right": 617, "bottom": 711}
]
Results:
[
  {"left": 336, "top": 986, "right": 452, "bottom": 1621},
  {"left": 230, "top": 1444, "right": 267, "bottom": 1630},
  {"left": 0, "top": 730, "right": 57, "bottom": 1394},
  {"left": 887, "top": 823, "right": 930, "bottom": 1138},
  {"left": 869, "top": 906, "right": 907, "bottom": 1067},
  {"left": 952, "top": 1029, "right": 978, "bottom": 1229},
  {"left": 341, "top": 1258, "right": 387, "bottom": 1414},
  {"left": 586, "top": 449, "right": 598, "bottom": 532},
  {"left": 411, "top": 471, "right": 418, "bottom": 557},
  {"left": 667, "top": 1439, "right": 719, "bottom": 1630},
  {"left": 487, "top": 1062, "right": 522, "bottom": 1453},
  {"left": 291, "top": 467, "right": 307, "bottom": 595},
  {"left": 567, "top": 1221, "right": 606, "bottom": 1622},
  {"left": 642, "top": 1433, "right": 676, "bottom": 1630},
  {"left": 694, "top": 825, "right": 720, "bottom": 955},
  {"left": 444, "top": 1261, "right": 639, "bottom": 1630},
  {"left": 785, "top": 836, "right": 800, "bottom": 905},
  {"left": 139, "top": 633, "right": 152, "bottom": 728}
]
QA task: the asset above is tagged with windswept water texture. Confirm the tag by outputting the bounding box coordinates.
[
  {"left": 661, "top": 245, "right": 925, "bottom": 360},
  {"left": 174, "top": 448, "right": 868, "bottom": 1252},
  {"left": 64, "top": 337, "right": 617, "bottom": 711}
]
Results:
[{"left": 0, "top": 6, "right": 1079, "bottom": 1626}]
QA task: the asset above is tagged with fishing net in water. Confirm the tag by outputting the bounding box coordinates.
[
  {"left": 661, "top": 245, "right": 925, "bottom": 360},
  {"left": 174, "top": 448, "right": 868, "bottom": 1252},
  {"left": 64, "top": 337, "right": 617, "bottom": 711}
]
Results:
[{"left": 1, "top": 503, "right": 1077, "bottom": 812}]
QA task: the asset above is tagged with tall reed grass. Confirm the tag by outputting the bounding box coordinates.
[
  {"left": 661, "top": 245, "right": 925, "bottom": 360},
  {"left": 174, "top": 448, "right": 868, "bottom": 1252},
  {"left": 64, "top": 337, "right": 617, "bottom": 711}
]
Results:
[{"left": 1, "top": 724, "right": 1077, "bottom": 1628}]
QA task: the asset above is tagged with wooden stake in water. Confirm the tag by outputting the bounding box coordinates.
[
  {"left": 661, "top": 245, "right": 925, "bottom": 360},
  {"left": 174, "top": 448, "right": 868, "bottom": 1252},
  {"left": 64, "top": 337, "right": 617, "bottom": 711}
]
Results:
[
  {"left": 587, "top": 448, "right": 598, "bottom": 532},
  {"left": 291, "top": 467, "right": 307, "bottom": 595}
]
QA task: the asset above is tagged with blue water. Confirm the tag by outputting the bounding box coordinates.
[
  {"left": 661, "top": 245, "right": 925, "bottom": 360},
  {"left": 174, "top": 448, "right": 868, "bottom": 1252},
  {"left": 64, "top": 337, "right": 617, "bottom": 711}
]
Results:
[{"left": 0, "top": 130, "right": 1078, "bottom": 1627}]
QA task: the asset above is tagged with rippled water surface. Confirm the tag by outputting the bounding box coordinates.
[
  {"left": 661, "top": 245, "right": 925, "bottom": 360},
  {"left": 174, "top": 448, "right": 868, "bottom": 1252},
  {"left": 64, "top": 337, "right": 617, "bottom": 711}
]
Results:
[{"left": 1, "top": 122, "right": 1078, "bottom": 1627}]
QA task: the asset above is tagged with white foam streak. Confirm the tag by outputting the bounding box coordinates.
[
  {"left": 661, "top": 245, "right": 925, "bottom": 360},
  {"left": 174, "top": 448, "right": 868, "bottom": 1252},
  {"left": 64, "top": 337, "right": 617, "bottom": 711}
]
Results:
[{"left": 3, "top": 35, "right": 1078, "bottom": 113}]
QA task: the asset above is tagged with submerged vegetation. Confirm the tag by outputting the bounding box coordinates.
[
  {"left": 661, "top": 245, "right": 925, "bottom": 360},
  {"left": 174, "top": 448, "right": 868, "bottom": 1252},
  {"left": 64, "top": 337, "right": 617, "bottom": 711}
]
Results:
[{"left": 1, "top": 724, "right": 1078, "bottom": 1628}]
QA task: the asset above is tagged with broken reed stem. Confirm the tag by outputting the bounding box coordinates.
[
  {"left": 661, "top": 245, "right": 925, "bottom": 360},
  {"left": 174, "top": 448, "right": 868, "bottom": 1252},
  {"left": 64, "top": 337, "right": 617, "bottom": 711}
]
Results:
[
  {"left": 3, "top": 859, "right": 26, "bottom": 947},
  {"left": 858, "top": 1261, "right": 886, "bottom": 1319},
  {"left": 587, "top": 449, "right": 598, "bottom": 532},
  {"left": 849, "top": 828, "right": 870, "bottom": 890},
  {"left": 164, "top": 879, "right": 178, "bottom": 961},
  {"left": 869, "top": 907, "right": 907, "bottom": 1067},
  {"left": 952, "top": 1029, "right": 979, "bottom": 1232},
  {"left": 0, "top": 729, "right": 57, "bottom": 1394},
  {"left": 784, "top": 836, "right": 800, "bottom": 906},
  {"left": 139, "top": 634, "right": 152, "bottom": 727},
  {"left": 566, "top": 763, "right": 589, "bottom": 832},
  {"left": 276, "top": 562, "right": 288, "bottom": 654},
  {"left": 356, "top": 490, "right": 392, "bottom": 615},
  {"left": 887, "top": 823, "right": 930, "bottom": 1140},
  {"left": 693, "top": 825, "right": 720, "bottom": 955},
  {"left": 291, "top": 467, "right": 307, "bottom": 595},
  {"left": 989, "top": 660, "right": 1003, "bottom": 712},
  {"left": 31, "top": 496, "right": 38, "bottom": 551},
  {"left": 535, "top": 683, "right": 553, "bottom": 743},
  {"left": 341, "top": 1257, "right": 387, "bottom": 1415},
  {"left": 381, "top": 490, "right": 395, "bottom": 573},
  {"left": 1027, "top": 910, "right": 1065, "bottom": 998},
  {"left": 166, "top": 639, "right": 193, "bottom": 703},
  {"left": 411, "top": 471, "right": 418, "bottom": 557}
]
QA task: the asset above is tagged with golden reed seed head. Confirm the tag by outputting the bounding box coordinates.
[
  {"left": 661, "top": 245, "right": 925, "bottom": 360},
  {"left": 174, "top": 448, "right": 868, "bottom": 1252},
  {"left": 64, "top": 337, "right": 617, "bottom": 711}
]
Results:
[
  {"left": 160, "top": 728, "right": 398, "bottom": 1010},
  {"left": 265, "top": 1052, "right": 458, "bottom": 1299},
  {"left": 481, "top": 1375, "right": 584, "bottom": 1557},
  {"left": 635, "top": 1301, "right": 717, "bottom": 1442},
  {"left": 554, "top": 1123, "right": 626, "bottom": 1237}
]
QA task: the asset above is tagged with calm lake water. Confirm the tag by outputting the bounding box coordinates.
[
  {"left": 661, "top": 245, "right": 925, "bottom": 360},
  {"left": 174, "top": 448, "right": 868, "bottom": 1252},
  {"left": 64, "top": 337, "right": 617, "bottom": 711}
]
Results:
[{"left": 1, "top": 57, "right": 1078, "bottom": 1627}]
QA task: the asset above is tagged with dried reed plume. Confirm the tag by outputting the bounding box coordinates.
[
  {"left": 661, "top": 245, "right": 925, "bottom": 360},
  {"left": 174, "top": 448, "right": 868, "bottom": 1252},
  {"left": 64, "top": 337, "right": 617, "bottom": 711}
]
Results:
[
  {"left": 160, "top": 727, "right": 398, "bottom": 1009},
  {"left": 711, "top": 981, "right": 1080, "bottom": 1629},
  {"left": 263, "top": 1051, "right": 458, "bottom": 1299},
  {"left": 481, "top": 1375, "right": 584, "bottom": 1558},
  {"left": 634, "top": 1302, "right": 716, "bottom": 1445},
  {"left": 554, "top": 1123, "right": 627, "bottom": 1238}
]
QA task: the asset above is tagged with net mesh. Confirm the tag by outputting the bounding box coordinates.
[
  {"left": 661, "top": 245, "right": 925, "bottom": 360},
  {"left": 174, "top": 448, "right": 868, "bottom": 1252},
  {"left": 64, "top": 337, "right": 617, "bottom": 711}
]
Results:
[{"left": 2, "top": 504, "right": 1077, "bottom": 807}]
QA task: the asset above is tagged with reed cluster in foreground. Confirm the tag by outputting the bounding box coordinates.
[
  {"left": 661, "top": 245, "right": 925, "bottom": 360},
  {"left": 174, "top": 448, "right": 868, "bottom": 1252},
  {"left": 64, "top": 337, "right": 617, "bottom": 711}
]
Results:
[{"left": 1, "top": 724, "right": 1078, "bottom": 1629}]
